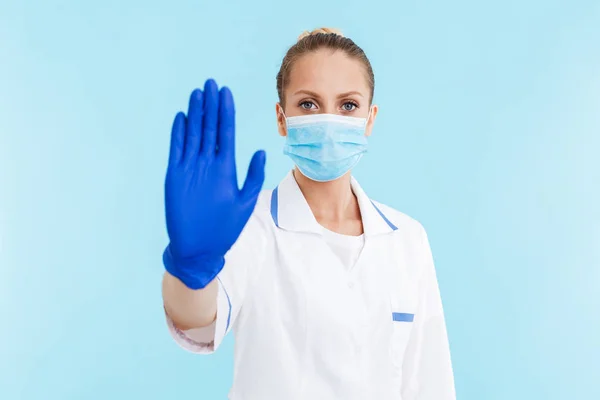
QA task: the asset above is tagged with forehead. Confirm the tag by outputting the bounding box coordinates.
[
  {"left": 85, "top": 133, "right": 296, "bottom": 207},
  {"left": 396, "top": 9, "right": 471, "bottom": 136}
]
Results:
[{"left": 286, "top": 49, "right": 370, "bottom": 96}]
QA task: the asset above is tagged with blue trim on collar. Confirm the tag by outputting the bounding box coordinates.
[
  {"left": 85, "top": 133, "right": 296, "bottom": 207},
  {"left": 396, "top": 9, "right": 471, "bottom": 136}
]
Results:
[
  {"left": 370, "top": 200, "right": 398, "bottom": 231},
  {"left": 270, "top": 187, "right": 279, "bottom": 228},
  {"left": 270, "top": 185, "right": 397, "bottom": 232}
]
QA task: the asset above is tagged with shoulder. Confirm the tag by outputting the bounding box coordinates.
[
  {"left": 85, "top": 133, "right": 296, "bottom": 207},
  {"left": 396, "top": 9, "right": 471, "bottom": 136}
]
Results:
[
  {"left": 245, "top": 189, "right": 275, "bottom": 229},
  {"left": 256, "top": 189, "right": 274, "bottom": 213},
  {"left": 371, "top": 199, "right": 428, "bottom": 239},
  {"left": 231, "top": 190, "right": 275, "bottom": 248},
  {"left": 371, "top": 201, "right": 436, "bottom": 281}
]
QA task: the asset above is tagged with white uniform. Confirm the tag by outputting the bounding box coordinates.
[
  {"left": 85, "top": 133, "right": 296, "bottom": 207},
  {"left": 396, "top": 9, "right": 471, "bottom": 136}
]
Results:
[{"left": 166, "top": 171, "right": 456, "bottom": 400}]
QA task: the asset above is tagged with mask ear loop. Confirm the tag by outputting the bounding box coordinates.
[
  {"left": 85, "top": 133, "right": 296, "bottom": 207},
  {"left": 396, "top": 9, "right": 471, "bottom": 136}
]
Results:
[
  {"left": 278, "top": 106, "right": 288, "bottom": 135},
  {"left": 364, "top": 106, "right": 373, "bottom": 129}
]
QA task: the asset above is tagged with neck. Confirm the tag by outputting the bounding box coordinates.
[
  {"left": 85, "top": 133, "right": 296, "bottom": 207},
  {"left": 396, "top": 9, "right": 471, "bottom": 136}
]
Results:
[{"left": 293, "top": 168, "right": 360, "bottom": 223}]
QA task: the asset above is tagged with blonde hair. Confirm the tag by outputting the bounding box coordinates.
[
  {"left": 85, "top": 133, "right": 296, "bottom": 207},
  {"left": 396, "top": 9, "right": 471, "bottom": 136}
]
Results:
[
  {"left": 276, "top": 27, "right": 374, "bottom": 108},
  {"left": 297, "top": 27, "right": 344, "bottom": 41}
]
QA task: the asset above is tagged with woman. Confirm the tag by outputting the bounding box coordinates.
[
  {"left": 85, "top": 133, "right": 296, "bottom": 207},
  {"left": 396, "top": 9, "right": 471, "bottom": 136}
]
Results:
[{"left": 162, "top": 28, "right": 455, "bottom": 399}]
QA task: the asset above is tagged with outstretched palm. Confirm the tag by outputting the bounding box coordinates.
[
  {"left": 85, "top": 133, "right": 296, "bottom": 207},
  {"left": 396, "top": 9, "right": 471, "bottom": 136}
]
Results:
[{"left": 164, "top": 79, "right": 266, "bottom": 275}]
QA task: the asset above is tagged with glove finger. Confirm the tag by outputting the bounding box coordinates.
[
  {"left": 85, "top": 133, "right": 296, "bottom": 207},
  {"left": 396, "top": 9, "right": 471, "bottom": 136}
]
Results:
[
  {"left": 200, "top": 79, "right": 219, "bottom": 157},
  {"left": 216, "top": 86, "right": 235, "bottom": 162},
  {"left": 183, "top": 89, "right": 204, "bottom": 163},
  {"left": 240, "top": 150, "right": 266, "bottom": 201},
  {"left": 168, "top": 112, "right": 186, "bottom": 166}
]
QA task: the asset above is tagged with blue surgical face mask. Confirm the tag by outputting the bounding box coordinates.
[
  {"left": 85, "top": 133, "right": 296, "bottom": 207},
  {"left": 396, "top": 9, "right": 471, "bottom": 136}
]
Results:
[{"left": 282, "top": 111, "right": 370, "bottom": 182}]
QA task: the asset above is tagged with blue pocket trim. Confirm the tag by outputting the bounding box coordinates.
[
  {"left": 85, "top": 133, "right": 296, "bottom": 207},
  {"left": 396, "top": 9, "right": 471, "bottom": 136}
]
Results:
[{"left": 392, "top": 312, "right": 415, "bottom": 322}]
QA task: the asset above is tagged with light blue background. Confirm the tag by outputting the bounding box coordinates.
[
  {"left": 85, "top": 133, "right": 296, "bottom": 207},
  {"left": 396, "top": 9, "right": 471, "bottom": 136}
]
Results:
[{"left": 1, "top": 0, "right": 599, "bottom": 399}]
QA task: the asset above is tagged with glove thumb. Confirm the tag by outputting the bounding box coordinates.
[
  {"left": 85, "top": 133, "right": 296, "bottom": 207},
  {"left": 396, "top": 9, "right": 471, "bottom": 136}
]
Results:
[{"left": 240, "top": 150, "right": 266, "bottom": 201}]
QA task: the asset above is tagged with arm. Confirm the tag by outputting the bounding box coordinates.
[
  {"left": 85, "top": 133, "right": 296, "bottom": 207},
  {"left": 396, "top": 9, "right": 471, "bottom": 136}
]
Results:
[
  {"left": 401, "top": 225, "right": 456, "bottom": 400},
  {"left": 161, "top": 79, "right": 266, "bottom": 352},
  {"left": 162, "top": 272, "right": 218, "bottom": 330},
  {"left": 163, "top": 210, "right": 269, "bottom": 353}
]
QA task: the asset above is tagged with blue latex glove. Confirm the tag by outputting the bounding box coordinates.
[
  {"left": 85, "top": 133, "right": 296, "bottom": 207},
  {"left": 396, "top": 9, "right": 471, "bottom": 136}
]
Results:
[{"left": 163, "top": 79, "right": 266, "bottom": 290}]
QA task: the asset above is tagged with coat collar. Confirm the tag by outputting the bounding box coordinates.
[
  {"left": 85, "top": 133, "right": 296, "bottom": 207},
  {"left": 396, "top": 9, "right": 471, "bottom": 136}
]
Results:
[{"left": 270, "top": 171, "right": 397, "bottom": 237}]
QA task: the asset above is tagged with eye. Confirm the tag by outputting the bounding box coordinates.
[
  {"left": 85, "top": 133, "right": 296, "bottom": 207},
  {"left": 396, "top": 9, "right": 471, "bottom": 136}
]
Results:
[
  {"left": 300, "top": 101, "right": 316, "bottom": 110},
  {"left": 342, "top": 101, "right": 358, "bottom": 112}
]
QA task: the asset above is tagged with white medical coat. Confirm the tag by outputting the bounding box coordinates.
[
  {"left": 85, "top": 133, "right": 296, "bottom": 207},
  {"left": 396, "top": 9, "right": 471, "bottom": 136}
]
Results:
[{"left": 167, "top": 171, "right": 455, "bottom": 400}]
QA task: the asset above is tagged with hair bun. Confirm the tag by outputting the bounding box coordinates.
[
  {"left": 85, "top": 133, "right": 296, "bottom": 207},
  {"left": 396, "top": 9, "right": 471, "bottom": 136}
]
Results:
[{"left": 297, "top": 27, "right": 344, "bottom": 41}]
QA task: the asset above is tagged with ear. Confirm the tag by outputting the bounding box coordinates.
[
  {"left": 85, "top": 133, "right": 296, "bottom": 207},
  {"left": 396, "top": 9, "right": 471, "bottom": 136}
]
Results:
[
  {"left": 276, "top": 103, "right": 287, "bottom": 137},
  {"left": 365, "top": 104, "right": 379, "bottom": 137}
]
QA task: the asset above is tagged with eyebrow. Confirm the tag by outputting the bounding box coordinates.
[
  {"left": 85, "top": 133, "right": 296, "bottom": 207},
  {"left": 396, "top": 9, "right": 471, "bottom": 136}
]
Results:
[{"left": 292, "top": 89, "right": 364, "bottom": 98}]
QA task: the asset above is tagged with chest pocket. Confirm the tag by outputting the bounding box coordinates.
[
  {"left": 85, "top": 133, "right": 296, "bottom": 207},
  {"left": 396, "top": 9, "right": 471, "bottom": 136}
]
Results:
[
  {"left": 386, "top": 237, "right": 420, "bottom": 373},
  {"left": 389, "top": 295, "right": 417, "bottom": 372}
]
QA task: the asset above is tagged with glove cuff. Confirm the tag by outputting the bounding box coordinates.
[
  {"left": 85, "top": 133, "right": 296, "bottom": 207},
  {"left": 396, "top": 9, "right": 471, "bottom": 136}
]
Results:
[{"left": 163, "top": 245, "right": 225, "bottom": 290}]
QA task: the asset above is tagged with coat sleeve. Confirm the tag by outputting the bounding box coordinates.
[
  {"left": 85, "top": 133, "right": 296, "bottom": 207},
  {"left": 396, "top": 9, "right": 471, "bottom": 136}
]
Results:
[
  {"left": 165, "top": 208, "right": 270, "bottom": 354},
  {"left": 401, "top": 224, "right": 456, "bottom": 399}
]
